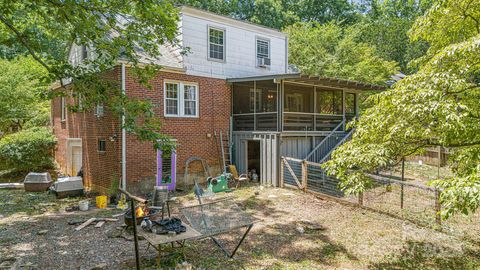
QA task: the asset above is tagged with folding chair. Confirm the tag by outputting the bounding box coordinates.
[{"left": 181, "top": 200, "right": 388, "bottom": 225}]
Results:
[{"left": 228, "top": 165, "right": 249, "bottom": 188}]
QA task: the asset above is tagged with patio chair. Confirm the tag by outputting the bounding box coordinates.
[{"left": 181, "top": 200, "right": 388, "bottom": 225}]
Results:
[{"left": 228, "top": 165, "right": 249, "bottom": 188}]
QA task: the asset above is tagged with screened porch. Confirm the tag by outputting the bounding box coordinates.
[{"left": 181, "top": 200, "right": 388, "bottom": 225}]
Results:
[{"left": 230, "top": 74, "right": 380, "bottom": 132}]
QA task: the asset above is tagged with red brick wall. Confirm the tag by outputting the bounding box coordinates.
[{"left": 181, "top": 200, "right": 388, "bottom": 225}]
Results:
[
  {"left": 52, "top": 67, "right": 122, "bottom": 191},
  {"left": 52, "top": 66, "right": 231, "bottom": 190},
  {"left": 125, "top": 69, "right": 231, "bottom": 186}
]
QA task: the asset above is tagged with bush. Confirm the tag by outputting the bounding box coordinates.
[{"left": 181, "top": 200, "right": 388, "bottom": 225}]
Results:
[{"left": 0, "top": 127, "right": 57, "bottom": 172}]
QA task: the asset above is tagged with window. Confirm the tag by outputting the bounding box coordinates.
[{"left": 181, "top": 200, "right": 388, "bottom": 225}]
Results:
[
  {"left": 208, "top": 27, "right": 225, "bottom": 61},
  {"left": 164, "top": 81, "right": 199, "bottom": 117},
  {"left": 285, "top": 93, "right": 304, "bottom": 112},
  {"left": 345, "top": 93, "right": 356, "bottom": 115},
  {"left": 98, "top": 139, "right": 106, "bottom": 152},
  {"left": 61, "top": 97, "right": 67, "bottom": 121},
  {"left": 256, "top": 38, "right": 270, "bottom": 67},
  {"left": 316, "top": 90, "right": 343, "bottom": 115},
  {"left": 95, "top": 103, "right": 104, "bottom": 117}
]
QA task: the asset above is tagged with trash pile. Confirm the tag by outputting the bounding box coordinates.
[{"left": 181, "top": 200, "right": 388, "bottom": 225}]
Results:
[{"left": 140, "top": 217, "right": 187, "bottom": 235}]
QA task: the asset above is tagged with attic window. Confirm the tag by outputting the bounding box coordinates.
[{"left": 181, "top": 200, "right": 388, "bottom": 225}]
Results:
[{"left": 208, "top": 27, "right": 225, "bottom": 61}]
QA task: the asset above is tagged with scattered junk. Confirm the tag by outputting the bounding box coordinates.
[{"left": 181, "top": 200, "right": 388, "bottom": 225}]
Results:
[
  {"left": 249, "top": 169, "right": 259, "bottom": 182},
  {"left": 207, "top": 174, "right": 230, "bottom": 193},
  {"left": 123, "top": 206, "right": 160, "bottom": 227},
  {"left": 183, "top": 156, "right": 211, "bottom": 191},
  {"left": 96, "top": 195, "right": 108, "bottom": 209},
  {"left": 141, "top": 217, "right": 187, "bottom": 235},
  {"left": 50, "top": 176, "right": 84, "bottom": 198},
  {"left": 23, "top": 172, "right": 52, "bottom": 192},
  {"left": 69, "top": 217, "right": 119, "bottom": 231},
  {"left": 79, "top": 200, "right": 89, "bottom": 211}
]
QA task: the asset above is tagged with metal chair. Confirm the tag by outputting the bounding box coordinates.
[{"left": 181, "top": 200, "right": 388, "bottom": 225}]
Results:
[
  {"left": 150, "top": 186, "right": 171, "bottom": 219},
  {"left": 227, "top": 165, "right": 249, "bottom": 188}
]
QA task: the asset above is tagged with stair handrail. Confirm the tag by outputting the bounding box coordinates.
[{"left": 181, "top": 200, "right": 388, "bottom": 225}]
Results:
[
  {"left": 317, "top": 128, "right": 354, "bottom": 164},
  {"left": 304, "top": 119, "right": 345, "bottom": 161}
]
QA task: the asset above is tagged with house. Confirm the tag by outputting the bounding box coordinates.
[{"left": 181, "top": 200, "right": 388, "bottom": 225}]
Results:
[{"left": 51, "top": 6, "right": 381, "bottom": 192}]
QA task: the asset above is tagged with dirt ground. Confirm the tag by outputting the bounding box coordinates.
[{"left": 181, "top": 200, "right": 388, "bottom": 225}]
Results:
[{"left": 1, "top": 184, "right": 480, "bottom": 270}]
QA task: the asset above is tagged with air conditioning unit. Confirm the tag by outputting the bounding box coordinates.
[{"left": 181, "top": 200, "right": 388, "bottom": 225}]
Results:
[{"left": 257, "top": 57, "right": 271, "bottom": 67}]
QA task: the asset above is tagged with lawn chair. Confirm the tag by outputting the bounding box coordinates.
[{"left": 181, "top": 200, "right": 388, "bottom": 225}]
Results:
[
  {"left": 228, "top": 165, "right": 249, "bottom": 188},
  {"left": 149, "top": 186, "right": 171, "bottom": 219}
]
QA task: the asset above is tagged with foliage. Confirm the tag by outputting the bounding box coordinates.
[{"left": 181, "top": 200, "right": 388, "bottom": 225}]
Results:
[
  {"left": 356, "top": 0, "right": 432, "bottom": 73},
  {"left": 324, "top": 0, "right": 480, "bottom": 218},
  {"left": 285, "top": 21, "right": 398, "bottom": 85},
  {"left": 0, "top": 0, "right": 181, "bottom": 150},
  {"left": 178, "top": 0, "right": 358, "bottom": 30},
  {"left": 0, "top": 57, "right": 49, "bottom": 134},
  {"left": 0, "top": 127, "right": 57, "bottom": 172}
]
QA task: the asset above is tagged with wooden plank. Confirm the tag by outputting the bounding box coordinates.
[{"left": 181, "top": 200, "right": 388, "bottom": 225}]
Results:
[
  {"left": 75, "top": 218, "right": 96, "bottom": 231},
  {"left": 95, "top": 221, "right": 105, "bottom": 228},
  {"left": 0, "top": 183, "right": 24, "bottom": 189}
]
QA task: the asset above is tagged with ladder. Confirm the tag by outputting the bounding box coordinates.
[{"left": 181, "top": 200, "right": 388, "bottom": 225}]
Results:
[{"left": 214, "top": 129, "right": 231, "bottom": 173}]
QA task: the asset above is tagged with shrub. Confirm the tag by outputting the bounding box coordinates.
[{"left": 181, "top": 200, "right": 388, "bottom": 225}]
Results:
[{"left": 0, "top": 127, "right": 57, "bottom": 172}]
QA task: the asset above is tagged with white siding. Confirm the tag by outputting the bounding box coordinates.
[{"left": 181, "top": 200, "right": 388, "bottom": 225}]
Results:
[{"left": 180, "top": 11, "right": 288, "bottom": 79}]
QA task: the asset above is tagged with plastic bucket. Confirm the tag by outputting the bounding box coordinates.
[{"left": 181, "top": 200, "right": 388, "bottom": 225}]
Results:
[
  {"left": 96, "top": 195, "right": 108, "bottom": 209},
  {"left": 79, "top": 200, "right": 89, "bottom": 211}
]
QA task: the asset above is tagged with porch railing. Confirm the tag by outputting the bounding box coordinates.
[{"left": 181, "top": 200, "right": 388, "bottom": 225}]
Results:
[
  {"left": 304, "top": 119, "right": 345, "bottom": 163},
  {"left": 317, "top": 128, "right": 354, "bottom": 164}
]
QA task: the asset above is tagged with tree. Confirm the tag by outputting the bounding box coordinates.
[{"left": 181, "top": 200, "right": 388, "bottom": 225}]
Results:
[
  {"left": 356, "top": 0, "right": 432, "bottom": 74},
  {"left": 0, "top": 0, "right": 181, "bottom": 149},
  {"left": 285, "top": 21, "right": 398, "bottom": 85},
  {"left": 0, "top": 57, "right": 49, "bottom": 134},
  {"left": 324, "top": 0, "right": 480, "bottom": 218}
]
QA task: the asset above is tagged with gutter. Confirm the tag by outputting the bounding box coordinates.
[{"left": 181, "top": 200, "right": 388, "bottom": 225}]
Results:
[{"left": 121, "top": 64, "right": 127, "bottom": 190}]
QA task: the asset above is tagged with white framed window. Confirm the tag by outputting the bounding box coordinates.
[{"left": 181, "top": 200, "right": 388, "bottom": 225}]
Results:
[
  {"left": 256, "top": 38, "right": 271, "bottom": 67},
  {"left": 208, "top": 26, "right": 225, "bottom": 61},
  {"left": 61, "top": 97, "right": 67, "bottom": 121},
  {"left": 95, "top": 103, "right": 104, "bottom": 117},
  {"left": 164, "top": 81, "right": 199, "bottom": 118}
]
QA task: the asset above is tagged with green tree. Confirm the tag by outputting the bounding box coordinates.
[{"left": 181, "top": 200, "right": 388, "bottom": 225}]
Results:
[
  {"left": 0, "top": 0, "right": 181, "bottom": 149},
  {"left": 0, "top": 57, "right": 49, "bottom": 134},
  {"left": 285, "top": 21, "right": 398, "bottom": 85},
  {"left": 324, "top": 0, "right": 480, "bottom": 218},
  {"left": 357, "top": 0, "right": 432, "bottom": 73}
]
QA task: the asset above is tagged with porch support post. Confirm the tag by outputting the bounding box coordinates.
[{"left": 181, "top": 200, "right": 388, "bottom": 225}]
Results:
[{"left": 342, "top": 90, "right": 346, "bottom": 131}]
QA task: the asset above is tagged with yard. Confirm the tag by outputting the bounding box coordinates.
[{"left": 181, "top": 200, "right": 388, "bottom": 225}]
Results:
[{"left": 1, "top": 179, "right": 480, "bottom": 269}]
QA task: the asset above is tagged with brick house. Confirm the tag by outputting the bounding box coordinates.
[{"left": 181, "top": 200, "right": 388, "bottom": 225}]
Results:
[{"left": 52, "top": 6, "right": 289, "bottom": 191}]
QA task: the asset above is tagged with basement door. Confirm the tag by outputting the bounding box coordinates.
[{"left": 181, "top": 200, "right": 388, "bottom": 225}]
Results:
[{"left": 67, "top": 139, "right": 82, "bottom": 176}]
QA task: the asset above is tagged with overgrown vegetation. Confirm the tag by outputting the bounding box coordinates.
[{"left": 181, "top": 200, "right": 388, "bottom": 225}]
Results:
[
  {"left": 324, "top": 0, "right": 480, "bottom": 219},
  {"left": 0, "top": 127, "right": 57, "bottom": 172}
]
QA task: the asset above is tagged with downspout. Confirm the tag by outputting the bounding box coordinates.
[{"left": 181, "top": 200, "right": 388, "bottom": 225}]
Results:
[{"left": 121, "top": 64, "right": 127, "bottom": 190}]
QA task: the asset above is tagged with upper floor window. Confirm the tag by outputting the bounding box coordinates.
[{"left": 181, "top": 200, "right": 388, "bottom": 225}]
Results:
[
  {"left": 208, "top": 27, "right": 225, "bottom": 61},
  {"left": 61, "top": 97, "right": 67, "bottom": 121},
  {"left": 256, "top": 38, "right": 270, "bottom": 67},
  {"left": 94, "top": 103, "right": 104, "bottom": 117},
  {"left": 164, "top": 81, "right": 199, "bottom": 117}
]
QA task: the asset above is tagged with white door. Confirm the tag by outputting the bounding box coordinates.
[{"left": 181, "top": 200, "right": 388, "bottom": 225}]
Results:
[{"left": 70, "top": 146, "right": 82, "bottom": 176}]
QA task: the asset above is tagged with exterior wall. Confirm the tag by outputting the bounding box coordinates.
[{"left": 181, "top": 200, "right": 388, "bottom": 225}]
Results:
[
  {"left": 52, "top": 68, "right": 122, "bottom": 191},
  {"left": 180, "top": 8, "right": 288, "bottom": 79},
  {"left": 124, "top": 68, "right": 231, "bottom": 188}
]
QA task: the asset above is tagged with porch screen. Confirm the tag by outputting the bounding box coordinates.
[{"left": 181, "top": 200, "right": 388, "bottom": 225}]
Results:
[{"left": 316, "top": 90, "right": 342, "bottom": 115}]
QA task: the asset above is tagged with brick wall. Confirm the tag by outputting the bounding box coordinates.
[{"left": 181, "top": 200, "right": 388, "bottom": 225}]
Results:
[
  {"left": 52, "top": 67, "right": 122, "bottom": 191},
  {"left": 125, "top": 68, "right": 231, "bottom": 188},
  {"left": 52, "top": 66, "right": 231, "bottom": 191}
]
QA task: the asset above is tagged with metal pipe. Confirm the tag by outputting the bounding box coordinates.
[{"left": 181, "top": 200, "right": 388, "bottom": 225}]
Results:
[{"left": 121, "top": 63, "right": 127, "bottom": 190}]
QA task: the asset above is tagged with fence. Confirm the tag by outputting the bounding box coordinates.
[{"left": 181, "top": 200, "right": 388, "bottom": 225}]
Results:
[{"left": 281, "top": 156, "right": 442, "bottom": 226}]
